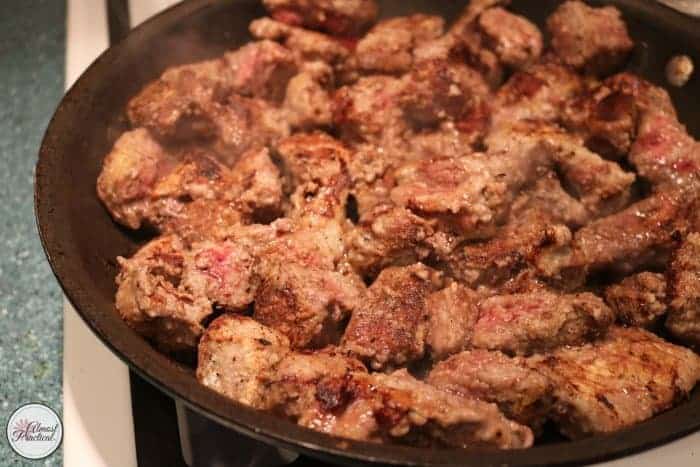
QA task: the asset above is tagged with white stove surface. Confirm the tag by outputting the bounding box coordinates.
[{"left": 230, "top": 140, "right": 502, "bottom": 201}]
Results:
[{"left": 62, "top": 1, "right": 700, "bottom": 465}]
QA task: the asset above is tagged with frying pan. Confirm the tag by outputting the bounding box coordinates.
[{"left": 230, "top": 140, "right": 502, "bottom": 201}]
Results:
[{"left": 35, "top": 1, "right": 700, "bottom": 465}]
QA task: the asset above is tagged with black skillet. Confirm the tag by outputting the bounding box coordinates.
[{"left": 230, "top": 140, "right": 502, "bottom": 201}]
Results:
[{"left": 35, "top": 1, "right": 700, "bottom": 465}]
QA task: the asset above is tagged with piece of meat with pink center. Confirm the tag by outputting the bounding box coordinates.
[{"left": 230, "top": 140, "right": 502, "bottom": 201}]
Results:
[
  {"left": 485, "top": 123, "right": 635, "bottom": 219},
  {"left": 425, "top": 283, "right": 480, "bottom": 360},
  {"left": 472, "top": 291, "right": 615, "bottom": 356},
  {"left": 97, "top": 138, "right": 284, "bottom": 239},
  {"left": 441, "top": 210, "right": 575, "bottom": 291},
  {"left": 283, "top": 61, "right": 334, "bottom": 130},
  {"left": 527, "top": 326, "right": 700, "bottom": 439},
  {"left": 390, "top": 142, "right": 551, "bottom": 242},
  {"left": 546, "top": 0, "right": 634, "bottom": 76},
  {"left": 342, "top": 263, "right": 444, "bottom": 369},
  {"left": 115, "top": 222, "right": 292, "bottom": 351},
  {"left": 428, "top": 349, "right": 553, "bottom": 432},
  {"left": 180, "top": 241, "right": 257, "bottom": 312},
  {"left": 262, "top": 0, "right": 378, "bottom": 36}
]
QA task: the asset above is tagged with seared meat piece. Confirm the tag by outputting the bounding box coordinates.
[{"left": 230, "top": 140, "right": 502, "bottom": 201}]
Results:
[
  {"left": 179, "top": 240, "right": 259, "bottom": 312},
  {"left": 666, "top": 233, "right": 700, "bottom": 346},
  {"left": 491, "top": 63, "right": 583, "bottom": 126},
  {"left": 115, "top": 236, "right": 210, "bottom": 351},
  {"left": 127, "top": 41, "right": 295, "bottom": 140},
  {"left": 476, "top": 7, "right": 542, "bottom": 69},
  {"left": 407, "top": 120, "right": 487, "bottom": 160},
  {"left": 271, "top": 349, "right": 375, "bottom": 440},
  {"left": 547, "top": 0, "right": 634, "bottom": 76},
  {"left": 222, "top": 40, "right": 299, "bottom": 101},
  {"left": 472, "top": 291, "right": 615, "bottom": 356},
  {"left": 391, "top": 139, "right": 551, "bottom": 241},
  {"left": 198, "top": 315, "right": 369, "bottom": 425},
  {"left": 528, "top": 326, "right": 700, "bottom": 439},
  {"left": 345, "top": 144, "right": 396, "bottom": 220},
  {"left": 428, "top": 350, "right": 552, "bottom": 431},
  {"left": 345, "top": 206, "right": 434, "bottom": 277},
  {"left": 444, "top": 6, "right": 504, "bottom": 87},
  {"left": 249, "top": 17, "right": 350, "bottom": 65},
  {"left": 125, "top": 69, "right": 215, "bottom": 142},
  {"left": 116, "top": 222, "right": 292, "bottom": 350},
  {"left": 97, "top": 129, "right": 178, "bottom": 229},
  {"left": 129, "top": 71, "right": 290, "bottom": 161},
  {"left": 362, "top": 370, "right": 533, "bottom": 448},
  {"left": 99, "top": 141, "right": 239, "bottom": 234},
  {"left": 226, "top": 147, "right": 285, "bottom": 221},
  {"left": 199, "top": 315, "right": 533, "bottom": 449},
  {"left": 254, "top": 218, "right": 366, "bottom": 348},
  {"left": 283, "top": 61, "right": 334, "bottom": 129},
  {"left": 333, "top": 75, "right": 408, "bottom": 145},
  {"left": 486, "top": 123, "right": 635, "bottom": 218},
  {"left": 554, "top": 191, "right": 688, "bottom": 275},
  {"left": 442, "top": 211, "right": 573, "bottom": 290},
  {"left": 274, "top": 131, "right": 350, "bottom": 188},
  {"left": 605, "top": 272, "right": 668, "bottom": 329},
  {"left": 511, "top": 172, "right": 589, "bottom": 228},
  {"left": 425, "top": 283, "right": 480, "bottom": 360},
  {"left": 561, "top": 73, "right": 674, "bottom": 159},
  {"left": 153, "top": 145, "right": 284, "bottom": 241},
  {"left": 157, "top": 199, "right": 246, "bottom": 244},
  {"left": 629, "top": 110, "right": 700, "bottom": 189},
  {"left": 262, "top": 0, "right": 378, "bottom": 36},
  {"left": 354, "top": 15, "right": 445, "bottom": 75},
  {"left": 542, "top": 130, "right": 635, "bottom": 217},
  {"left": 197, "top": 314, "right": 291, "bottom": 408},
  {"left": 399, "top": 59, "right": 491, "bottom": 129},
  {"left": 302, "top": 368, "right": 533, "bottom": 448},
  {"left": 98, "top": 137, "right": 284, "bottom": 237},
  {"left": 343, "top": 263, "right": 443, "bottom": 369}
]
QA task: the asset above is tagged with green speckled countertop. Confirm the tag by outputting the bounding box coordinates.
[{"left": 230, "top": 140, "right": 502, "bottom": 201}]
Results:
[{"left": 0, "top": 0, "right": 66, "bottom": 464}]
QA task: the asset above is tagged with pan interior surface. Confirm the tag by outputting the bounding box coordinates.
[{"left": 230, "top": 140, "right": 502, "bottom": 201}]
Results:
[{"left": 34, "top": 1, "right": 700, "bottom": 465}]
